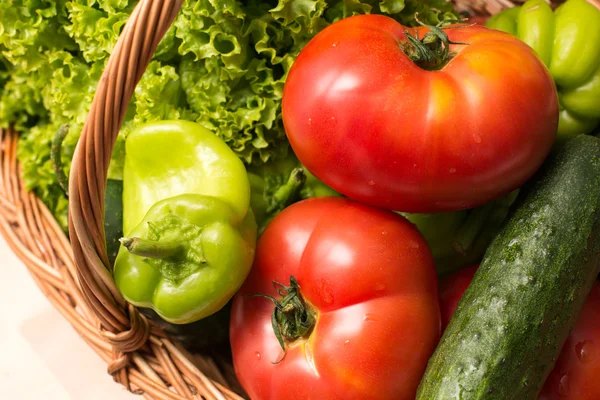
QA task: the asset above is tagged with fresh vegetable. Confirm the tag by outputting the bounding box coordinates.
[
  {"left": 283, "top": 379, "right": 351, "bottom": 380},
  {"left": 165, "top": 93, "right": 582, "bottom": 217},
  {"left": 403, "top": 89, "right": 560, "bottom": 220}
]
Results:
[
  {"left": 438, "top": 265, "right": 479, "bottom": 331},
  {"left": 486, "top": 0, "right": 600, "bottom": 140},
  {"left": 403, "top": 192, "right": 518, "bottom": 276},
  {"left": 247, "top": 152, "right": 340, "bottom": 232},
  {"left": 230, "top": 197, "right": 440, "bottom": 400},
  {"left": 417, "top": 135, "right": 600, "bottom": 399},
  {"left": 114, "top": 121, "right": 256, "bottom": 324},
  {"left": 540, "top": 282, "right": 600, "bottom": 400},
  {"left": 140, "top": 303, "right": 232, "bottom": 353},
  {"left": 282, "top": 14, "right": 558, "bottom": 213},
  {"left": 440, "top": 267, "right": 600, "bottom": 400},
  {"left": 1, "top": 0, "right": 457, "bottom": 231},
  {"left": 105, "top": 178, "right": 124, "bottom": 267}
]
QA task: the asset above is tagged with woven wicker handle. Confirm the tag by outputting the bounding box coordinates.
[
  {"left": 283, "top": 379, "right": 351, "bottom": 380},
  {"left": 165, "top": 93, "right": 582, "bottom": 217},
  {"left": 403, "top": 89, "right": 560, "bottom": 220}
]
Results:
[{"left": 68, "top": 0, "right": 184, "bottom": 352}]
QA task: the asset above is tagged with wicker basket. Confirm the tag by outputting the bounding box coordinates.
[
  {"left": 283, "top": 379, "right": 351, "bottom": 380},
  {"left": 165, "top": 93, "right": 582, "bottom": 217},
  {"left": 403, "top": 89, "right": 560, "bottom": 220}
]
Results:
[{"left": 0, "top": 0, "right": 568, "bottom": 398}]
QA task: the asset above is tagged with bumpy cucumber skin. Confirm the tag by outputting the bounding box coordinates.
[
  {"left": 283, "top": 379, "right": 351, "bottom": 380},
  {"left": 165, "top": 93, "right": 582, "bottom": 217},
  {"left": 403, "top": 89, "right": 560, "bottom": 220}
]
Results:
[
  {"left": 417, "top": 135, "right": 600, "bottom": 399},
  {"left": 105, "top": 178, "right": 123, "bottom": 267}
]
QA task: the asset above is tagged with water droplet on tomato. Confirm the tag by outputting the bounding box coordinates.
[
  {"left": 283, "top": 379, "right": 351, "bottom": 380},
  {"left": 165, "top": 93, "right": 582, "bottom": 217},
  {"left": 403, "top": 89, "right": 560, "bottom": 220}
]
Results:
[
  {"left": 255, "top": 352, "right": 261, "bottom": 360},
  {"left": 368, "top": 180, "right": 375, "bottom": 186},
  {"left": 409, "top": 241, "right": 420, "bottom": 249},
  {"left": 576, "top": 341, "right": 596, "bottom": 363},
  {"left": 449, "top": 168, "right": 456, "bottom": 174},
  {"left": 375, "top": 282, "right": 386, "bottom": 291},
  {"left": 364, "top": 313, "right": 379, "bottom": 322},
  {"left": 559, "top": 374, "right": 570, "bottom": 396},
  {"left": 330, "top": 116, "right": 336, "bottom": 122},
  {"left": 332, "top": 42, "right": 339, "bottom": 47},
  {"left": 308, "top": 118, "right": 312, "bottom": 125},
  {"left": 473, "top": 133, "right": 482, "bottom": 144},
  {"left": 344, "top": 339, "right": 350, "bottom": 345}
]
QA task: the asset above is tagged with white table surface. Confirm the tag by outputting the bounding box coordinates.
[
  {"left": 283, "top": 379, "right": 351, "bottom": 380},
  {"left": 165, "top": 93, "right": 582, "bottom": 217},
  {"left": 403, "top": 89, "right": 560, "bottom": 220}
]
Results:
[{"left": 0, "top": 235, "right": 136, "bottom": 400}]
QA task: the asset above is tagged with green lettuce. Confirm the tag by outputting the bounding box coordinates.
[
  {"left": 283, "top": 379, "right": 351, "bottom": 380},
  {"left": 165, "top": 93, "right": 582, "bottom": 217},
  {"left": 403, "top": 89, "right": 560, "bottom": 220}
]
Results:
[{"left": 1, "top": 0, "right": 457, "bottom": 231}]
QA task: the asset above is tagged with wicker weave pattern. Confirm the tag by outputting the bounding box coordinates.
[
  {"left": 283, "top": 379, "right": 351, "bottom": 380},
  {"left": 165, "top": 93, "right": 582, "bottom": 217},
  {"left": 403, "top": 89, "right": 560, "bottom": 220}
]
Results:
[
  {"left": 0, "top": 0, "right": 570, "bottom": 398},
  {"left": 1, "top": 130, "right": 242, "bottom": 399}
]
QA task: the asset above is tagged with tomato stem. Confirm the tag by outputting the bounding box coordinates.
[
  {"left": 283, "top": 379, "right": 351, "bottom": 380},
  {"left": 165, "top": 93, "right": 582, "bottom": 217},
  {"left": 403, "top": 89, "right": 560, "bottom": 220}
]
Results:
[
  {"left": 249, "top": 276, "right": 316, "bottom": 363},
  {"left": 401, "top": 14, "right": 470, "bottom": 71}
]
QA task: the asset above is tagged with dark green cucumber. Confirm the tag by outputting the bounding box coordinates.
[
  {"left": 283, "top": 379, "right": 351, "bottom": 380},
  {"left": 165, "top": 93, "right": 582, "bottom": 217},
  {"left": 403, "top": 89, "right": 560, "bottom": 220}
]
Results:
[
  {"left": 104, "top": 178, "right": 123, "bottom": 267},
  {"left": 417, "top": 135, "right": 600, "bottom": 399}
]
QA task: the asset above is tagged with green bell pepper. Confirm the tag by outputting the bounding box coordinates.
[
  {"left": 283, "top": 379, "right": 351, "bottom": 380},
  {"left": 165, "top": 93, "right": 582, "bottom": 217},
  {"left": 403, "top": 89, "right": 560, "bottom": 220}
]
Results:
[
  {"left": 401, "top": 191, "right": 518, "bottom": 276},
  {"left": 114, "top": 121, "right": 257, "bottom": 324},
  {"left": 247, "top": 152, "right": 340, "bottom": 233},
  {"left": 486, "top": 0, "right": 600, "bottom": 141}
]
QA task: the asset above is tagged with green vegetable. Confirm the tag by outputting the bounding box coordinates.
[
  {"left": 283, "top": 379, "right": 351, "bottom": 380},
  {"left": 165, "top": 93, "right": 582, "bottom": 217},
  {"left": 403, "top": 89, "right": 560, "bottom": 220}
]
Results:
[
  {"left": 104, "top": 179, "right": 124, "bottom": 267},
  {"left": 417, "top": 135, "right": 600, "bottom": 399},
  {"left": 114, "top": 121, "right": 256, "bottom": 324},
  {"left": 1, "top": 0, "right": 458, "bottom": 232},
  {"left": 247, "top": 152, "right": 340, "bottom": 232},
  {"left": 486, "top": 0, "right": 600, "bottom": 141},
  {"left": 140, "top": 302, "right": 232, "bottom": 353},
  {"left": 402, "top": 192, "right": 518, "bottom": 276}
]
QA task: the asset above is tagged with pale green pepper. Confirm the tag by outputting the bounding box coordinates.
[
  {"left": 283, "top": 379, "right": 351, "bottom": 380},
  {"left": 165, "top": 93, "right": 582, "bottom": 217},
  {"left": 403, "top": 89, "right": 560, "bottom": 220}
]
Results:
[
  {"left": 487, "top": 0, "right": 600, "bottom": 140},
  {"left": 114, "top": 121, "right": 256, "bottom": 324}
]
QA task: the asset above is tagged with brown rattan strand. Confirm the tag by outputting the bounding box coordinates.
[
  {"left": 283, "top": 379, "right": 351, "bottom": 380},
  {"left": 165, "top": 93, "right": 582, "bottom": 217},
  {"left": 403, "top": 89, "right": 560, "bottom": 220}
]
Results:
[
  {"left": 0, "top": 0, "right": 572, "bottom": 398},
  {"left": 0, "top": 128, "right": 241, "bottom": 399}
]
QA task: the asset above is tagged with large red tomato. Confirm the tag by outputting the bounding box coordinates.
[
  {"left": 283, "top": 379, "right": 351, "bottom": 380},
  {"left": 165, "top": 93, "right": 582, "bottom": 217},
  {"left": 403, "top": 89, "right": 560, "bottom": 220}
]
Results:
[
  {"left": 282, "top": 14, "right": 558, "bottom": 213},
  {"left": 440, "top": 267, "right": 600, "bottom": 400},
  {"left": 438, "top": 264, "right": 479, "bottom": 331},
  {"left": 539, "top": 282, "right": 600, "bottom": 400},
  {"left": 230, "top": 197, "right": 440, "bottom": 400}
]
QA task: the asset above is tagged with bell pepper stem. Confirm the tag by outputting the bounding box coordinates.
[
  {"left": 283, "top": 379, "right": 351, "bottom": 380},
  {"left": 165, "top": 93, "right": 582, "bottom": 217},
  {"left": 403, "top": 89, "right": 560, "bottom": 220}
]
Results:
[
  {"left": 273, "top": 167, "right": 306, "bottom": 205},
  {"left": 51, "top": 124, "right": 70, "bottom": 197},
  {"left": 120, "top": 237, "right": 187, "bottom": 260},
  {"left": 268, "top": 167, "right": 307, "bottom": 213},
  {"left": 452, "top": 202, "right": 495, "bottom": 255}
]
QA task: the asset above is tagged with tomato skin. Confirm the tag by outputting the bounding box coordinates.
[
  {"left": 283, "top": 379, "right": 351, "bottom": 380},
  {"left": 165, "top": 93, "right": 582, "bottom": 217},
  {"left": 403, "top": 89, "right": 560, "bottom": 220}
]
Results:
[
  {"left": 230, "top": 197, "right": 440, "bottom": 400},
  {"left": 438, "top": 265, "right": 479, "bottom": 330},
  {"left": 282, "top": 14, "right": 558, "bottom": 213},
  {"left": 440, "top": 267, "right": 600, "bottom": 400},
  {"left": 539, "top": 282, "right": 600, "bottom": 400}
]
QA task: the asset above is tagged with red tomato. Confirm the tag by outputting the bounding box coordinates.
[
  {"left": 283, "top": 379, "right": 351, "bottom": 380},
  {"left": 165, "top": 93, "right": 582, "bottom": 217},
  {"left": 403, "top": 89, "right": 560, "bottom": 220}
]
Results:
[
  {"left": 282, "top": 14, "right": 558, "bottom": 213},
  {"left": 539, "top": 282, "right": 600, "bottom": 400},
  {"left": 230, "top": 197, "right": 440, "bottom": 400},
  {"left": 467, "top": 15, "right": 489, "bottom": 25},
  {"left": 438, "top": 265, "right": 479, "bottom": 331},
  {"left": 440, "top": 267, "right": 600, "bottom": 400}
]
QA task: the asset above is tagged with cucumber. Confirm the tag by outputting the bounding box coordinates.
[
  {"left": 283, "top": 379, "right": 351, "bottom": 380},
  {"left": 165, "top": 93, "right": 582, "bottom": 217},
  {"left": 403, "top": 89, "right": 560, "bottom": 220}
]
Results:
[
  {"left": 104, "top": 178, "right": 123, "bottom": 267},
  {"left": 417, "top": 135, "right": 600, "bottom": 399}
]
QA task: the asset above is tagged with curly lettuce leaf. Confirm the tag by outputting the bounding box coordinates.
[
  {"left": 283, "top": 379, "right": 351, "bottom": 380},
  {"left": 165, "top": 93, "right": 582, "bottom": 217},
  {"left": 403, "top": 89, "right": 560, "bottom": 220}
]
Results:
[
  {"left": 0, "top": 0, "right": 77, "bottom": 72},
  {"left": 174, "top": 0, "right": 457, "bottom": 164},
  {"left": 2, "top": 0, "right": 458, "bottom": 231},
  {"left": 64, "top": 1, "right": 132, "bottom": 63}
]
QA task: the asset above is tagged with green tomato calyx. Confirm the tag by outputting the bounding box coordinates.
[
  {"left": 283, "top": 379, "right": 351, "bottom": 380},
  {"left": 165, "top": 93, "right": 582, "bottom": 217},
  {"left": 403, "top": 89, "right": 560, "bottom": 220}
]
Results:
[
  {"left": 250, "top": 276, "right": 317, "bottom": 364},
  {"left": 402, "top": 13, "right": 470, "bottom": 71}
]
